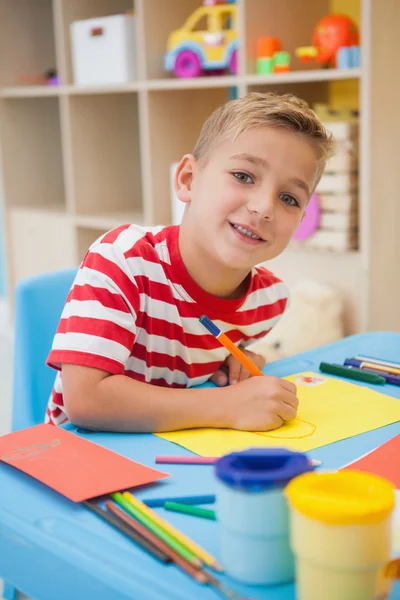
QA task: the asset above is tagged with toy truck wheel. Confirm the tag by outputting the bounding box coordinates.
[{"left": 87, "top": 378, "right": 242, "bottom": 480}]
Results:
[
  {"left": 174, "top": 50, "right": 202, "bottom": 78},
  {"left": 229, "top": 49, "right": 238, "bottom": 75}
]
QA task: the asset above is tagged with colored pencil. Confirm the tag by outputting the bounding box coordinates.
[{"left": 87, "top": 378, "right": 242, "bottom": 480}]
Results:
[
  {"left": 121, "top": 491, "right": 223, "bottom": 572},
  {"left": 83, "top": 500, "right": 170, "bottom": 563},
  {"left": 155, "top": 456, "right": 217, "bottom": 465},
  {"left": 155, "top": 455, "right": 322, "bottom": 468},
  {"left": 105, "top": 501, "right": 208, "bottom": 584},
  {"left": 355, "top": 355, "right": 400, "bottom": 370},
  {"left": 206, "top": 573, "right": 250, "bottom": 600},
  {"left": 200, "top": 315, "right": 264, "bottom": 377},
  {"left": 111, "top": 492, "right": 202, "bottom": 567},
  {"left": 346, "top": 357, "right": 400, "bottom": 375},
  {"left": 143, "top": 495, "right": 216, "bottom": 508},
  {"left": 164, "top": 502, "right": 217, "bottom": 521},
  {"left": 344, "top": 359, "right": 400, "bottom": 386}
]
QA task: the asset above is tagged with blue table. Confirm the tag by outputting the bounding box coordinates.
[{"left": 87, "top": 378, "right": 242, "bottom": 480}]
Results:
[{"left": 1, "top": 332, "right": 400, "bottom": 600}]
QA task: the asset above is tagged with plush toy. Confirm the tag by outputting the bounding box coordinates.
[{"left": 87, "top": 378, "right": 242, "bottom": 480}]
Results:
[{"left": 249, "top": 279, "right": 345, "bottom": 362}]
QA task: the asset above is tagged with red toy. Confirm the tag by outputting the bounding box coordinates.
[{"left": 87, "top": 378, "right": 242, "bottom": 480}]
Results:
[
  {"left": 297, "top": 15, "right": 359, "bottom": 68},
  {"left": 313, "top": 15, "right": 359, "bottom": 67}
]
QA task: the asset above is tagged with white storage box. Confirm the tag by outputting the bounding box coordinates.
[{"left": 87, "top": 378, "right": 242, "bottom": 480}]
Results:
[{"left": 70, "top": 14, "right": 136, "bottom": 86}]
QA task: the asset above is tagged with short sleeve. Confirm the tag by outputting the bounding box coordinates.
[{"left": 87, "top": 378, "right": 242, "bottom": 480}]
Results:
[
  {"left": 47, "top": 240, "right": 140, "bottom": 374},
  {"left": 239, "top": 276, "right": 290, "bottom": 347}
]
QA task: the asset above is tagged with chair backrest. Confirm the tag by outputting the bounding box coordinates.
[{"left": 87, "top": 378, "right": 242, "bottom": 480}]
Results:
[{"left": 12, "top": 267, "right": 78, "bottom": 431}]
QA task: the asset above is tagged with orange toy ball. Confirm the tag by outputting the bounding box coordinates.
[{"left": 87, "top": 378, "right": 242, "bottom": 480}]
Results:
[{"left": 312, "top": 14, "right": 359, "bottom": 67}]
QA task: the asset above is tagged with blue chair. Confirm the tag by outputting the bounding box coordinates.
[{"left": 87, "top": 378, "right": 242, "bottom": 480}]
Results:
[{"left": 4, "top": 267, "right": 77, "bottom": 600}]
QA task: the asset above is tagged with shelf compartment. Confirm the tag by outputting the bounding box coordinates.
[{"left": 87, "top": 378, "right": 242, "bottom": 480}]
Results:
[
  {"left": 68, "top": 92, "right": 142, "bottom": 217},
  {"left": 244, "top": 0, "right": 330, "bottom": 75},
  {"left": 0, "top": 97, "right": 65, "bottom": 210},
  {"left": 60, "top": 0, "right": 135, "bottom": 85},
  {"left": 247, "top": 80, "right": 330, "bottom": 110},
  {"left": 146, "top": 87, "right": 230, "bottom": 224},
  {"left": 8, "top": 207, "right": 76, "bottom": 285},
  {"left": 266, "top": 248, "right": 363, "bottom": 334},
  {"left": 77, "top": 225, "right": 110, "bottom": 261},
  {"left": 143, "top": 0, "right": 229, "bottom": 81},
  {"left": 0, "top": 0, "right": 57, "bottom": 89}
]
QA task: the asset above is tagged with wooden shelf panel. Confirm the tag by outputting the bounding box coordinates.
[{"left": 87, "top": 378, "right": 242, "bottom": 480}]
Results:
[
  {"left": 245, "top": 68, "right": 362, "bottom": 87},
  {"left": 0, "top": 86, "right": 61, "bottom": 98},
  {"left": 75, "top": 211, "right": 143, "bottom": 230},
  {"left": 146, "top": 76, "right": 239, "bottom": 91},
  {"left": 0, "top": 0, "right": 56, "bottom": 88},
  {"left": 66, "top": 83, "right": 140, "bottom": 95},
  {"left": 0, "top": 96, "right": 66, "bottom": 210},
  {"left": 265, "top": 249, "right": 363, "bottom": 334},
  {"left": 76, "top": 225, "right": 110, "bottom": 261},
  {"left": 0, "top": 70, "right": 362, "bottom": 98},
  {"left": 8, "top": 207, "right": 76, "bottom": 284},
  {"left": 68, "top": 92, "right": 142, "bottom": 216}
]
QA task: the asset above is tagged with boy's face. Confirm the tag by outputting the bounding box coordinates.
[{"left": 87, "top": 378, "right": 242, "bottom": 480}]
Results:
[{"left": 177, "top": 126, "right": 320, "bottom": 272}]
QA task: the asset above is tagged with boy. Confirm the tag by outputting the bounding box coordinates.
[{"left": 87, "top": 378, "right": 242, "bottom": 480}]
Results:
[{"left": 46, "top": 92, "right": 333, "bottom": 433}]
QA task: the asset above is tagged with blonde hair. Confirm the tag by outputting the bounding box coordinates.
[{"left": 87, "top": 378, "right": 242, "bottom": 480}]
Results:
[{"left": 193, "top": 92, "right": 335, "bottom": 187}]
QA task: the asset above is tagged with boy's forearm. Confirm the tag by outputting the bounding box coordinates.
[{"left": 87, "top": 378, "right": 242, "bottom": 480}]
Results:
[{"left": 70, "top": 374, "right": 231, "bottom": 433}]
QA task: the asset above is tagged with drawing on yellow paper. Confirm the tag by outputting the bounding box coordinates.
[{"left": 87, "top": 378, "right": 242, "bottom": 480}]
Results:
[
  {"left": 157, "top": 372, "right": 400, "bottom": 457},
  {"left": 256, "top": 418, "right": 317, "bottom": 440}
]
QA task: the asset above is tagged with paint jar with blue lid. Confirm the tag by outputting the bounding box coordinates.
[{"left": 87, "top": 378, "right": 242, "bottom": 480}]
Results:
[{"left": 214, "top": 447, "right": 312, "bottom": 585}]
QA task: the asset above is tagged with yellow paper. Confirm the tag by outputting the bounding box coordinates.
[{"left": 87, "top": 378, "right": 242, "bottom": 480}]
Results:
[{"left": 157, "top": 372, "right": 400, "bottom": 456}]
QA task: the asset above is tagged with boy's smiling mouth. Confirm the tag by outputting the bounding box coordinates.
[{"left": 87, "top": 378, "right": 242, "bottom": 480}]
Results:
[{"left": 229, "top": 221, "right": 266, "bottom": 244}]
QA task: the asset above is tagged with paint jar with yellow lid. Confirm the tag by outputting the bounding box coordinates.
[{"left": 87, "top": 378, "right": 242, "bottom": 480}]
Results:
[{"left": 286, "top": 470, "right": 395, "bottom": 600}]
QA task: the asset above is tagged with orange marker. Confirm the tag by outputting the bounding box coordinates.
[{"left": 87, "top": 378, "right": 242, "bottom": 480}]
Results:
[{"left": 199, "top": 315, "right": 264, "bottom": 377}]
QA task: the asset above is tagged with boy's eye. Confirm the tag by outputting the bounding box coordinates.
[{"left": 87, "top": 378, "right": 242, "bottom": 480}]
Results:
[
  {"left": 232, "top": 172, "right": 253, "bottom": 184},
  {"left": 280, "top": 193, "right": 299, "bottom": 207}
]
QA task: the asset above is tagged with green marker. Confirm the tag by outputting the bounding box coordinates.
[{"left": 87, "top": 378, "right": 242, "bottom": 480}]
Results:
[
  {"left": 319, "top": 362, "right": 386, "bottom": 384},
  {"left": 164, "top": 502, "right": 216, "bottom": 521}
]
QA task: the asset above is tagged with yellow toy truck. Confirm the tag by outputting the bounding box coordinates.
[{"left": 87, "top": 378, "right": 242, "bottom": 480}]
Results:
[{"left": 164, "top": 2, "right": 238, "bottom": 78}]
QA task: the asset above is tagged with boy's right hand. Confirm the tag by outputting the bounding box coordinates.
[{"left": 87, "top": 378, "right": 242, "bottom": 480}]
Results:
[{"left": 224, "top": 376, "right": 299, "bottom": 431}]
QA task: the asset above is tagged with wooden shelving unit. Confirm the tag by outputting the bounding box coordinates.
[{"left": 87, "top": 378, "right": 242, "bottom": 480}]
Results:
[{"left": 1, "top": 0, "right": 399, "bottom": 334}]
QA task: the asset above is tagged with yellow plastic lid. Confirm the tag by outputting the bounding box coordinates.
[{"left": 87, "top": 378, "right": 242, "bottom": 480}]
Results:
[{"left": 286, "top": 470, "right": 395, "bottom": 525}]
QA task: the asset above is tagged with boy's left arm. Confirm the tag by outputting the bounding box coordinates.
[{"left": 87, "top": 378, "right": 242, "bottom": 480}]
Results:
[{"left": 209, "top": 349, "right": 266, "bottom": 387}]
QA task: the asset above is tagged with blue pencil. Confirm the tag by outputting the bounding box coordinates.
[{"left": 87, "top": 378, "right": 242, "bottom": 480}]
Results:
[{"left": 143, "top": 495, "right": 216, "bottom": 508}]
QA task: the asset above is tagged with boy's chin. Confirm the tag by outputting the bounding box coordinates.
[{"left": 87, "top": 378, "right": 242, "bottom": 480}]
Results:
[{"left": 217, "top": 248, "right": 263, "bottom": 272}]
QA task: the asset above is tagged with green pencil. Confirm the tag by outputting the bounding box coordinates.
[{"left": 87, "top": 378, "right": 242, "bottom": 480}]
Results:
[
  {"left": 110, "top": 492, "right": 202, "bottom": 567},
  {"left": 164, "top": 502, "right": 217, "bottom": 521}
]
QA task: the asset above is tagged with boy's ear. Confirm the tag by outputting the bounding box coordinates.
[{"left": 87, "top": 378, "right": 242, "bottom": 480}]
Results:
[{"left": 175, "top": 154, "right": 197, "bottom": 204}]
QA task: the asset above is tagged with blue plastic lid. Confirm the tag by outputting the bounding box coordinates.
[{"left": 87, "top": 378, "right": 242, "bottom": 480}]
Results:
[{"left": 215, "top": 448, "right": 312, "bottom": 491}]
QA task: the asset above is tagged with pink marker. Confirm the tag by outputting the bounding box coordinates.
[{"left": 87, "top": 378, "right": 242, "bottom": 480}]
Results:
[
  {"left": 155, "top": 456, "right": 322, "bottom": 467},
  {"left": 155, "top": 456, "right": 218, "bottom": 465}
]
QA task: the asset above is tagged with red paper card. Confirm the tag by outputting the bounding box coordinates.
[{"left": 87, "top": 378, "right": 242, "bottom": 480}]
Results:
[
  {"left": 342, "top": 434, "right": 400, "bottom": 489},
  {"left": 0, "top": 424, "right": 169, "bottom": 502}
]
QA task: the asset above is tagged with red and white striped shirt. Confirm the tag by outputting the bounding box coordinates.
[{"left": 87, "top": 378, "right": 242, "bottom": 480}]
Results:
[{"left": 46, "top": 224, "right": 289, "bottom": 425}]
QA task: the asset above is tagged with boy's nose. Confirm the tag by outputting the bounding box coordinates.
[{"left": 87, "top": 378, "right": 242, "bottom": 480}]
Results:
[{"left": 246, "top": 194, "right": 275, "bottom": 220}]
